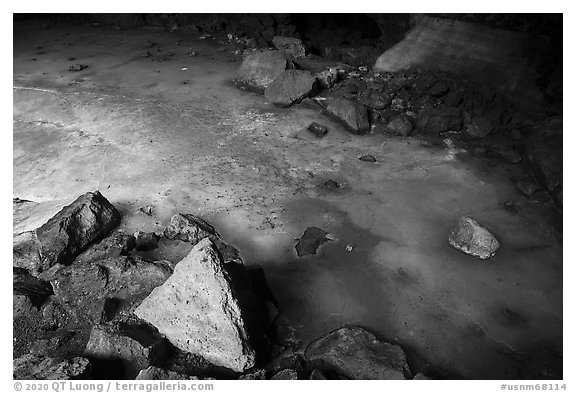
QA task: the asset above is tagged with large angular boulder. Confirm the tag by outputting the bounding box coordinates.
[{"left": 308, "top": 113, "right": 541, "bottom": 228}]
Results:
[
  {"left": 325, "top": 98, "right": 370, "bottom": 135},
  {"left": 234, "top": 49, "right": 289, "bottom": 93},
  {"left": 448, "top": 216, "right": 500, "bottom": 260},
  {"left": 13, "top": 354, "right": 91, "bottom": 380},
  {"left": 49, "top": 256, "right": 172, "bottom": 326},
  {"left": 265, "top": 70, "right": 317, "bottom": 107},
  {"left": 416, "top": 106, "right": 462, "bottom": 135},
  {"left": 164, "top": 213, "right": 219, "bottom": 243},
  {"left": 305, "top": 326, "right": 411, "bottom": 379},
  {"left": 84, "top": 323, "right": 166, "bottom": 379},
  {"left": 272, "top": 36, "right": 306, "bottom": 58},
  {"left": 134, "top": 238, "right": 256, "bottom": 373},
  {"left": 13, "top": 191, "right": 121, "bottom": 276},
  {"left": 13, "top": 267, "right": 53, "bottom": 307}
]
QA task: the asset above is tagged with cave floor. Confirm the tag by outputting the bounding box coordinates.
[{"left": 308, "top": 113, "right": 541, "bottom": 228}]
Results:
[{"left": 13, "top": 21, "right": 562, "bottom": 379}]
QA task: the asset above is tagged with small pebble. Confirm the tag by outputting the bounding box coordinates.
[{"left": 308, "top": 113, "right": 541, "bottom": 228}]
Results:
[{"left": 359, "top": 155, "right": 377, "bottom": 163}]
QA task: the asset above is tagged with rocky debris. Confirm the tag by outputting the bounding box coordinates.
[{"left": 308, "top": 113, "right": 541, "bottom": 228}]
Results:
[
  {"left": 357, "top": 89, "right": 391, "bottom": 110},
  {"left": 448, "top": 216, "right": 500, "bottom": 260},
  {"left": 134, "top": 238, "right": 256, "bottom": 373},
  {"left": 68, "top": 64, "right": 88, "bottom": 72},
  {"left": 264, "top": 70, "right": 316, "bottom": 107},
  {"left": 359, "top": 155, "right": 377, "bottom": 163},
  {"left": 134, "top": 231, "right": 160, "bottom": 251},
  {"left": 295, "top": 227, "right": 332, "bottom": 257},
  {"left": 267, "top": 352, "right": 307, "bottom": 379},
  {"left": 136, "top": 366, "right": 198, "bottom": 380},
  {"left": 13, "top": 354, "right": 91, "bottom": 380},
  {"left": 325, "top": 97, "right": 370, "bottom": 135},
  {"left": 307, "top": 122, "right": 328, "bottom": 137},
  {"left": 385, "top": 115, "right": 413, "bottom": 136},
  {"left": 13, "top": 294, "right": 38, "bottom": 319},
  {"left": 13, "top": 267, "right": 53, "bottom": 307},
  {"left": 315, "top": 68, "right": 339, "bottom": 89},
  {"left": 84, "top": 323, "right": 166, "bottom": 379},
  {"left": 271, "top": 368, "right": 298, "bottom": 380},
  {"left": 49, "top": 256, "right": 172, "bottom": 326},
  {"left": 416, "top": 107, "right": 462, "bottom": 135},
  {"left": 272, "top": 36, "right": 306, "bottom": 58},
  {"left": 238, "top": 369, "right": 267, "bottom": 380},
  {"left": 305, "top": 326, "right": 411, "bottom": 379},
  {"left": 13, "top": 191, "right": 121, "bottom": 276},
  {"left": 164, "top": 213, "right": 219, "bottom": 244},
  {"left": 465, "top": 117, "right": 494, "bottom": 139},
  {"left": 76, "top": 232, "right": 136, "bottom": 264},
  {"left": 234, "top": 49, "right": 289, "bottom": 93}
]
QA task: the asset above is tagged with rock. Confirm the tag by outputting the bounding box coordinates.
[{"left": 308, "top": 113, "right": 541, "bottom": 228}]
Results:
[
  {"left": 264, "top": 70, "right": 317, "bottom": 107},
  {"left": 305, "top": 326, "right": 411, "bottom": 379},
  {"left": 309, "top": 369, "right": 327, "bottom": 379},
  {"left": 134, "top": 238, "right": 256, "bottom": 372},
  {"left": 136, "top": 366, "right": 198, "bottom": 380},
  {"left": 341, "top": 78, "right": 367, "bottom": 95},
  {"left": 448, "top": 216, "right": 500, "bottom": 260},
  {"left": 324, "top": 180, "right": 340, "bottom": 190},
  {"left": 385, "top": 116, "right": 413, "bottom": 136},
  {"left": 13, "top": 354, "right": 91, "bottom": 379},
  {"left": 13, "top": 267, "right": 53, "bottom": 307},
  {"left": 164, "top": 213, "right": 219, "bottom": 244},
  {"left": 390, "top": 97, "right": 406, "bottom": 111},
  {"left": 413, "top": 373, "right": 432, "bottom": 380},
  {"left": 68, "top": 64, "right": 88, "bottom": 72},
  {"left": 50, "top": 256, "right": 172, "bottom": 326},
  {"left": 234, "top": 49, "right": 289, "bottom": 93},
  {"left": 358, "top": 90, "right": 391, "bottom": 110},
  {"left": 267, "top": 352, "right": 307, "bottom": 378},
  {"left": 139, "top": 205, "right": 153, "bottom": 216},
  {"left": 359, "top": 155, "right": 377, "bottom": 162},
  {"left": 272, "top": 36, "right": 306, "bottom": 58},
  {"left": 315, "top": 68, "right": 338, "bottom": 89},
  {"left": 271, "top": 369, "right": 298, "bottom": 380},
  {"left": 13, "top": 294, "right": 36, "bottom": 319},
  {"left": 13, "top": 191, "right": 121, "bottom": 276},
  {"left": 84, "top": 323, "right": 166, "bottom": 379},
  {"left": 295, "top": 227, "right": 332, "bottom": 257},
  {"left": 134, "top": 231, "right": 160, "bottom": 251},
  {"left": 308, "top": 123, "right": 328, "bottom": 137},
  {"left": 76, "top": 232, "right": 136, "bottom": 264},
  {"left": 514, "top": 180, "right": 541, "bottom": 197},
  {"left": 491, "top": 146, "right": 523, "bottom": 164},
  {"left": 465, "top": 117, "right": 494, "bottom": 139},
  {"left": 428, "top": 80, "right": 450, "bottom": 97},
  {"left": 416, "top": 107, "right": 462, "bottom": 135},
  {"left": 239, "top": 369, "right": 267, "bottom": 380},
  {"left": 325, "top": 98, "right": 370, "bottom": 135}
]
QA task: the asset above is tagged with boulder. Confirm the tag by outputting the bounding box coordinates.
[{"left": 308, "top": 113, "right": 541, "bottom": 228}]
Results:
[
  {"left": 448, "top": 216, "right": 500, "bottom": 260},
  {"left": 265, "top": 70, "right": 316, "bottom": 107},
  {"left": 315, "top": 68, "right": 338, "bottom": 89},
  {"left": 465, "top": 117, "right": 494, "bottom": 139},
  {"left": 416, "top": 107, "right": 462, "bottom": 135},
  {"left": 136, "top": 366, "right": 198, "bottom": 380},
  {"left": 272, "top": 36, "right": 306, "bottom": 58},
  {"left": 76, "top": 232, "right": 136, "bottom": 264},
  {"left": 13, "top": 191, "right": 121, "bottom": 276},
  {"left": 234, "top": 50, "right": 289, "bottom": 93},
  {"left": 84, "top": 323, "right": 166, "bottom": 379},
  {"left": 134, "top": 238, "right": 256, "bottom": 373},
  {"left": 164, "top": 213, "right": 218, "bottom": 244},
  {"left": 325, "top": 98, "right": 370, "bottom": 135},
  {"left": 13, "top": 267, "right": 53, "bottom": 307},
  {"left": 385, "top": 116, "right": 413, "bottom": 136},
  {"left": 13, "top": 354, "right": 91, "bottom": 380},
  {"left": 295, "top": 227, "right": 331, "bottom": 257},
  {"left": 50, "top": 256, "right": 172, "bottom": 326},
  {"left": 305, "top": 326, "right": 411, "bottom": 379}
]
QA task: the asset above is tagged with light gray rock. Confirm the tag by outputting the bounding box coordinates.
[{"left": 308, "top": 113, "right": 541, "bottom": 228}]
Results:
[
  {"left": 305, "top": 326, "right": 410, "bottom": 380},
  {"left": 164, "top": 213, "right": 218, "bottom": 243},
  {"left": 325, "top": 98, "right": 370, "bottom": 135},
  {"left": 134, "top": 238, "right": 255, "bottom": 372},
  {"left": 265, "top": 70, "right": 316, "bottom": 107},
  {"left": 448, "top": 216, "right": 500, "bottom": 260},
  {"left": 13, "top": 354, "right": 91, "bottom": 380},
  {"left": 234, "top": 50, "right": 289, "bottom": 93},
  {"left": 136, "top": 366, "right": 198, "bottom": 380}
]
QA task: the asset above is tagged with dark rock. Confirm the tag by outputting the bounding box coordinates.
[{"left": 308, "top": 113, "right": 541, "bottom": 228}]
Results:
[
  {"left": 385, "top": 116, "right": 413, "bottom": 136},
  {"left": 134, "top": 238, "right": 256, "bottom": 373},
  {"left": 305, "top": 326, "right": 411, "bottom": 379},
  {"left": 308, "top": 123, "right": 328, "bottom": 138},
  {"left": 164, "top": 213, "right": 219, "bottom": 244},
  {"left": 272, "top": 36, "right": 306, "bottom": 58},
  {"left": 341, "top": 78, "right": 367, "bottom": 95},
  {"left": 416, "top": 107, "right": 462, "bottom": 135},
  {"left": 325, "top": 98, "right": 370, "bottom": 134},
  {"left": 295, "top": 227, "right": 331, "bottom": 257},
  {"left": 13, "top": 267, "right": 53, "bottom": 307},
  {"left": 234, "top": 50, "right": 289, "bottom": 93},
  {"left": 239, "top": 369, "right": 267, "bottom": 380},
  {"left": 134, "top": 231, "right": 160, "bottom": 251},
  {"left": 465, "top": 117, "right": 494, "bottom": 139},
  {"left": 359, "top": 155, "right": 377, "bottom": 163},
  {"left": 514, "top": 180, "right": 541, "bottom": 197},
  {"left": 265, "top": 70, "right": 316, "bottom": 107},
  {"left": 413, "top": 373, "right": 432, "bottom": 380},
  {"left": 139, "top": 205, "right": 153, "bottom": 216},
  {"left": 448, "top": 216, "right": 500, "bottom": 260},
  {"left": 68, "top": 64, "right": 88, "bottom": 72},
  {"left": 309, "top": 369, "right": 327, "bottom": 379},
  {"left": 324, "top": 180, "right": 340, "bottom": 190},
  {"left": 267, "top": 352, "right": 307, "bottom": 379},
  {"left": 13, "top": 191, "right": 121, "bottom": 276},
  {"left": 13, "top": 354, "right": 91, "bottom": 379},
  {"left": 136, "top": 366, "right": 198, "bottom": 380},
  {"left": 13, "top": 294, "right": 36, "bottom": 319},
  {"left": 271, "top": 369, "right": 298, "bottom": 380},
  {"left": 49, "top": 256, "right": 172, "bottom": 326},
  {"left": 76, "top": 232, "right": 136, "bottom": 264},
  {"left": 315, "top": 68, "right": 339, "bottom": 89},
  {"left": 357, "top": 89, "right": 391, "bottom": 110},
  {"left": 84, "top": 323, "right": 166, "bottom": 379},
  {"left": 390, "top": 97, "right": 406, "bottom": 112}
]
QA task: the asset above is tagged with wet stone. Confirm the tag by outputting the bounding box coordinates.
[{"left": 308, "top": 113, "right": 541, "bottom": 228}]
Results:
[
  {"left": 295, "top": 227, "right": 332, "bottom": 257},
  {"left": 308, "top": 123, "right": 328, "bottom": 137}
]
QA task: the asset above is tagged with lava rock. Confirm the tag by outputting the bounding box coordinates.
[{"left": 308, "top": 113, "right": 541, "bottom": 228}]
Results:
[
  {"left": 234, "top": 49, "right": 289, "bottom": 93},
  {"left": 308, "top": 123, "right": 328, "bottom": 137},
  {"left": 265, "top": 70, "right": 316, "bottom": 107},
  {"left": 295, "top": 227, "right": 331, "bottom": 257},
  {"left": 305, "top": 326, "right": 411, "bottom": 379},
  {"left": 315, "top": 68, "right": 339, "bottom": 89},
  {"left": 325, "top": 98, "right": 370, "bottom": 135},
  {"left": 13, "top": 354, "right": 91, "bottom": 380},
  {"left": 13, "top": 267, "right": 53, "bottom": 307},
  {"left": 448, "top": 216, "right": 500, "bottom": 260},
  {"left": 271, "top": 369, "right": 298, "bottom": 380},
  {"left": 164, "top": 213, "right": 219, "bottom": 244},
  {"left": 76, "top": 232, "right": 136, "bottom": 264},
  {"left": 465, "top": 117, "right": 494, "bottom": 139},
  {"left": 13, "top": 191, "right": 121, "bottom": 276},
  {"left": 272, "top": 36, "right": 306, "bottom": 58},
  {"left": 84, "top": 323, "right": 166, "bottom": 379},
  {"left": 385, "top": 115, "right": 413, "bottom": 137},
  {"left": 136, "top": 366, "right": 198, "bottom": 380},
  {"left": 134, "top": 238, "right": 256, "bottom": 373},
  {"left": 416, "top": 107, "right": 462, "bottom": 135},
  {"left": 50, "top": 256, "right": 172, "bottom": 326}
]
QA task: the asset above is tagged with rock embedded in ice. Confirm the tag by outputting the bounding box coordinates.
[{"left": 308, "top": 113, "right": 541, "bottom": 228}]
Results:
[
  {"left": 325, "top": 97, "right": 370, "bottom": 135},
  {"left": 448, "top": 216, "right": 500, "bottom": 260},
  {"left": 134, "top": 238, "right": 256, "bottom": 373}
]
